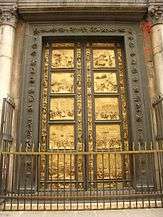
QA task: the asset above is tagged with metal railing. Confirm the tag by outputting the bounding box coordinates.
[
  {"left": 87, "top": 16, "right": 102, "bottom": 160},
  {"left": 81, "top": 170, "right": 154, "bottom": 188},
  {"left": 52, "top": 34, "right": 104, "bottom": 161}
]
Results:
[
  {"left": 153, "top": 95, "right": 163, "bottom": 141},
  {"left": 0, "top": 143, "right": 163, "bottom": 211},
  {"left": 0, "top": 97, "right": 15, "bottom": 152},
  {"left": 0, "top": 96, "right": 163, "bottom": 211},
  {"left": 0, "top": 97, "right": 15, "bottom": 201}
]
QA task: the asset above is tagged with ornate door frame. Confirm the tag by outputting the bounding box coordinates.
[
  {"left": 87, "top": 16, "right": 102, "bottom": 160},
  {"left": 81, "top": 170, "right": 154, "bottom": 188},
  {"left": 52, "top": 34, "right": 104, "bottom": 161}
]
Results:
[{"left": 19, "top": 22, "right": 153, "bottom": 188}]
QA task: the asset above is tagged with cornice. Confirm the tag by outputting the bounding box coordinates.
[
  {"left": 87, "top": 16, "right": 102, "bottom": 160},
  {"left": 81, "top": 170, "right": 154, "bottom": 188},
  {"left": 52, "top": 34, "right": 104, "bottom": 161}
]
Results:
[
  {"left": 0, "top": 5, "right": 17, "bottom": 28},
  {"left": 12, "top": 0, "right": 146, "bottom": 22}
]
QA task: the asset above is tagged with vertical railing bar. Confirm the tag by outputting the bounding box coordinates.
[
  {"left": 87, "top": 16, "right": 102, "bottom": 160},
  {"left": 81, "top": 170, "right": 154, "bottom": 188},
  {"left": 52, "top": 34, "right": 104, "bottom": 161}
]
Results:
[
  {"left": 102, "top": 151, "right": 105, "bottom": 209},
  {"left": 89, "top": 152, "right": 92, "bottom": 210},
  {"left": 5, "top": 153, "right": 9, "bottom": 210},
  {"left": 57, "top": 152, "right": 59, "bottom": 210},
  {"left": 153, "top": 142, "right": 158, "bottom": 208},
  {"left": 37, "top": 148, "right": 41, "bottom": 211},
  {"left": 83, "top": 152, "right": 85, "bottom": 210},
  {"left": 63, "top": 151, "right": 66, "bottom": 211},
  {"left": 140, "top": 143, "right": 145, "bottom": 209},
  {"left": 108, "top": 151, "right": 111, "bottom": 210},
  {"left": 3, "top": 153, "right": 7, "bottom": 211},
  {"left": 70, "top": 151, "right": 72, "bottom": 211},
  {"left": 43, "top": 152, "right": 46, "bottom": 211},
  {"left": 30, "top": 153, "right": 33, "bottom": 210},
  {"left": 50, "top": 153, "right": 52, "bottom": 211},
  {"left": 17, "top": 151, "right": 21, "bottom": 211},
  {"left": 115, "top": 150, "right": 118, "bottom": 209},
  {"left": 10, "top": 152, "right": 14, "bottom": 211},
  {"left": 76, "top": 153, "right": 79, "bottom": 210},
  {"left": 156, "top": 147, "right": 163, "bottom": 207},
  {"left": 23, "top": 154, "right": 26, "bottom": 211},
  {"left": 122, "top": 151, "right": 124, "bottom": 209},
  {"left": 147, "top": 142, "right": 152, "bottom": 208},
  {"left": 96, "top": 153, "right": 99, "bottom": 210}
]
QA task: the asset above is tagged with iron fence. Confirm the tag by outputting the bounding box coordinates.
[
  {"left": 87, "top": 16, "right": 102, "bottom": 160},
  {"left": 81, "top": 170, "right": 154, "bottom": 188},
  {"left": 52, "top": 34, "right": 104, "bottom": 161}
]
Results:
[
  {"left": 0, "top": 97, "right": 15, "bottom": 152},
  {"left": 153, "top": 95, "right": 163, "bottom": 141},
  {"left": 0, "top": 143, "right": 163, "bottom": 211}
]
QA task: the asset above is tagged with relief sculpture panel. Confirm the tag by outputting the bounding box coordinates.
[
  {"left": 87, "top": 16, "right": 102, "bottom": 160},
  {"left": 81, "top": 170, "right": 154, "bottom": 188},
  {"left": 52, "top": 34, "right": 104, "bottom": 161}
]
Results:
[
  {"left": 51, "top": 73, "right": 74, "bottom": 93},
  {"left": 50, "top": 98, "right": 74, "bottom": 120},
  {"left": 93, "top": 49, "right": 116, "bottom": 68},
  {"left": 94, "top": 72, "right": 118, "bottom": 93},
  {"left": 51, "top": 49, "right": 74, "bottom": 68}
]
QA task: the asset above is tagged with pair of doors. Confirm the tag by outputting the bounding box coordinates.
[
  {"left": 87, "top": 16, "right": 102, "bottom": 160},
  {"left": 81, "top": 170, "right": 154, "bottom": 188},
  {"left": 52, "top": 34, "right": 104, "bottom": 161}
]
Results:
[{"left": 40, "top": 39, "right": 129, "bottom": 189}]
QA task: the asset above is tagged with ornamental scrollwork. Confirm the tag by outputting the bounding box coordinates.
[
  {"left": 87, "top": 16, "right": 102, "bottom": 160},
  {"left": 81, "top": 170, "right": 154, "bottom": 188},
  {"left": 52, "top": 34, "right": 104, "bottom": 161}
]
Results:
[{"left": 24, "top": 36, "right": 38, "bottom": 151}]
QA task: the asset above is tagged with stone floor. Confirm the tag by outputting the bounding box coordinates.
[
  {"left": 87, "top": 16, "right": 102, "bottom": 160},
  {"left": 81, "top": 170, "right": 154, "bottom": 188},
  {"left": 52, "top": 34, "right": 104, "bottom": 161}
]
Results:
[{"left": 0, "top": 209, "right": 163, "bottom": 217}]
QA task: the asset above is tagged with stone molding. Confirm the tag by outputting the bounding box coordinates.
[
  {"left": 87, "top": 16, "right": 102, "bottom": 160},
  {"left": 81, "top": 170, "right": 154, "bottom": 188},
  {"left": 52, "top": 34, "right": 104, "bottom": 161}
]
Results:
[
  {"left": 0, "top": 5, "right": 17, "bottom": 28},
  {"left": 148, "top": 5, "right": 163, "bottom": 25}
]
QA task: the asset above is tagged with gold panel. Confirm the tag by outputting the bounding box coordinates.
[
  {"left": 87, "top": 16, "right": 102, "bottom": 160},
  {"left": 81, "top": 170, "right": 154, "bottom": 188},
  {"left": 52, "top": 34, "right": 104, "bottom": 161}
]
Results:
[
  {"left": 94, "top": 73, "right": 117, "bottom": 93},
  {"left": 51, "top": 73, "right": 74, "bottom": 93},
  {"left": 96, "top": 125, "right": 121, "bottom": 150},
  {"left": 52, "top": 49, "right": 74, "bottom": 68},
  {"left": 49, "top": 125, "right": 74, "bottom": 149},
  {"left": 50, "top": 98, "right": 74, "bottom": 120},
  {"left": 95, "top": 98, "right": 119, "bottom": 120},
  {"left": 93, "top": 49, "right": 115, "bottom": 68},
  {"left": 96, "top": 153, "right": 122, "bottom": 179},
  {"left": 48, "top": 154, "right": 75, "bottom": 180}
]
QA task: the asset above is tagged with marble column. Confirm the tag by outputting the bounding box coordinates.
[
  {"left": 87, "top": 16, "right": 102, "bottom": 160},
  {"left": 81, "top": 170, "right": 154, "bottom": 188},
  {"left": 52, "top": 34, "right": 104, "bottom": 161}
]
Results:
[
  {"left": 149, "top": 5, "right": 163, "bottom": 99},
  {"left": 148, "top": 5, "right": 163, "bottom": 188},
  {"left": 0, "top": 6, "right": 17, "bottom": 123}
]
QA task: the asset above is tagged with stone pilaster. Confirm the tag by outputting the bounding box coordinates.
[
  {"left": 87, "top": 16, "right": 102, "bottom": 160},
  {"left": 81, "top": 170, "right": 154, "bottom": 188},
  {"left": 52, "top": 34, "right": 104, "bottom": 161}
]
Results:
[
  {"left": 148, "top": 4, "right": 163, "bottom": 97},
  {"left": 0, "top": 5, "right": 17, "bottom": 122},
  {"left": 148, "top": 4, "right": 163, "bottom": 150}
]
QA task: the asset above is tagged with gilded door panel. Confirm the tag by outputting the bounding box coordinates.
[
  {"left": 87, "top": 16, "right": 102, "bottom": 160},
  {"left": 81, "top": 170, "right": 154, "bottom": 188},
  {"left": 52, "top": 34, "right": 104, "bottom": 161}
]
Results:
[
  {"left": 50, "top": 98, "right": 74, "bottom": 120},
  {"left": 51, "top": 49, "right": 74, "bottom": 68},
  {"left": 51, "top": 73, "right": 74, "bottom": 93},
  {"left": 40, "top": 41, "right": 129, "bottom": 190},
  {"left": 96, "top": 125, "right": 121, "bottom": 150},
  {"left": 49, "top": 124, "right": 74, "bottom": 150},
  {"left": 94, "top": 72, "right": 118, "bottom": 93},
  {"left": 93, "top": 49, "right": 116, "bottom": 68},
  {"left": 90, "top": 43, "right": 129, "bottom": 183},
  {"left": 95, "top": 98, "right": 120, "bottom": 120}
]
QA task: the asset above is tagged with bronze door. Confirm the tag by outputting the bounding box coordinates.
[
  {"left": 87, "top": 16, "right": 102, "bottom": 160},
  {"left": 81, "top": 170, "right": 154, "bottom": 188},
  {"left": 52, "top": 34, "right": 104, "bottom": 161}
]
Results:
[{"left": 40, "top": 40, "right": 129, "bottom": 190}]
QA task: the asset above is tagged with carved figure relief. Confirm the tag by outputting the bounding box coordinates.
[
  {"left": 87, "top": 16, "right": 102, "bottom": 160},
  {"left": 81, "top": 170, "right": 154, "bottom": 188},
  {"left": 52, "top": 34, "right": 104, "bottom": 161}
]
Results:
[
  {"left": 52, "top": 49, "right": 74, "bottom": 68},
  {"left": 51, "top": 73, "right": 74, "bottom": 93},
  {"left": 94, "top": 73, "right": 118, "bottom": 93},
  {"left": 93, "top": 49, "right": 115, "bottom": 68}
]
